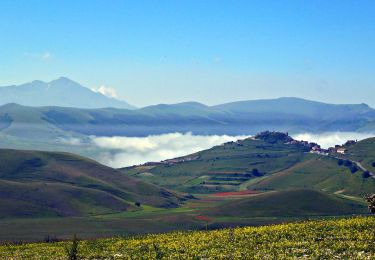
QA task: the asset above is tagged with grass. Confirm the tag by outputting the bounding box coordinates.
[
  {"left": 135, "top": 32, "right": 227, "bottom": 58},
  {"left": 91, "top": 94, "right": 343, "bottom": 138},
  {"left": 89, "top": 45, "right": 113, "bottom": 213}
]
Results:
[
  {"left": 123, "top": 137, "right": 309, "bottom": 193},
  {"left": 203, "top": 189, "right": 368, "bottom": 218},
  {"left": 0, "top": 149, "right": 186, "bottom": 219},
  {"left": 344, "top": 137, "right": 375, "bottom": 171},
  {"left": 1, "top": 135, "right": 374, "bottom": 244},
  {"left": 1, "top": 217, "right": 375, "bottom": 259},
  {"left": 247, "top": 156, "right": 375, "bottom": 197},
  {"left": 0, "top": 188, "right": 368, "bottom": 243}
]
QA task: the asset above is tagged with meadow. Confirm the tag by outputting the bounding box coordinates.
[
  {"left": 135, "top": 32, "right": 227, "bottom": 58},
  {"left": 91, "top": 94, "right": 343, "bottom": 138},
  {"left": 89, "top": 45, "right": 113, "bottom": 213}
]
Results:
[{"left": 1, "top": 217, "right": 374, "bottom": 259}]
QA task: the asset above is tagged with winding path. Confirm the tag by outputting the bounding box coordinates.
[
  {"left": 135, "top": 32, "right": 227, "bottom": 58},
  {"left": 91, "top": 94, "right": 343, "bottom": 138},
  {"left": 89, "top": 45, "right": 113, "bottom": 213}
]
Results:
[{"left": 330, "top": 155, "right": 375, "bottom": 179}]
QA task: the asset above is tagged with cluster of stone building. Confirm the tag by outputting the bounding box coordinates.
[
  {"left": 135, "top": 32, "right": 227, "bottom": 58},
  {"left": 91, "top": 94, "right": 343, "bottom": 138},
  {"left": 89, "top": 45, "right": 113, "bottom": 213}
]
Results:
[{"left": 286, "top": 138, "right": 357, "bottom": 155}]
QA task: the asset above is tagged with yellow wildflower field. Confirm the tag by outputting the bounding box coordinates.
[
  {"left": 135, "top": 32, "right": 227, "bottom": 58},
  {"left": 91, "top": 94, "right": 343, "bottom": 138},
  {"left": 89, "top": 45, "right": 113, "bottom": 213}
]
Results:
[{"left": 0, "top": 217, "right": 374, "bottom": 259}]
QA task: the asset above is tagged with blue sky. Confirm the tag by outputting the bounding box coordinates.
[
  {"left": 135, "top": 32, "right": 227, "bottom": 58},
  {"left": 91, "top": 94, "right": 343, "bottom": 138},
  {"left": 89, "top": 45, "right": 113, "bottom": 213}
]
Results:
[{"left": 0, "top": 0, "right": 374, "bottom": 107}]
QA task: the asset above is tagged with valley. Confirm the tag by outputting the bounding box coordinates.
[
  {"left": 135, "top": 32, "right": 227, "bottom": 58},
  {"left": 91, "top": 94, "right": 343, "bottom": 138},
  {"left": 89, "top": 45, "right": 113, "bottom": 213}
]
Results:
[{"left": 0, "top": 131, "right": 373, "bottom": 242}]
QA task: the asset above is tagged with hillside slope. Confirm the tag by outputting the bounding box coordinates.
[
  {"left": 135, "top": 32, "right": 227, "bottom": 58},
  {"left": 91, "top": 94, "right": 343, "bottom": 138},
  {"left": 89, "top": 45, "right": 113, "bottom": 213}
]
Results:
[
  {"left": 0, "top": 149, "right": 185, "bottom": 218},
  {"left": 123, "top": 132, "right": 375, "bottom": 197},
  {"left": 123, "top": 132, "right": 309, "bottom": 193},
  {"left": 204, "top": 189, "right": 368, "bottom": 218},
  {"left": 246, "top": 156, "right": 375, "bottom": 196}
]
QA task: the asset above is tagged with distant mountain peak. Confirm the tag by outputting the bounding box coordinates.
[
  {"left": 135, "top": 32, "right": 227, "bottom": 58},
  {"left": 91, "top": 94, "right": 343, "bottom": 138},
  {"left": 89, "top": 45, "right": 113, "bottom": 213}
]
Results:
[
  {"left": 0, "top": 78, "right": 135, "bottom": 109},
  {"left": 49, "top": 77, "right": 81, "bottom": 88}
]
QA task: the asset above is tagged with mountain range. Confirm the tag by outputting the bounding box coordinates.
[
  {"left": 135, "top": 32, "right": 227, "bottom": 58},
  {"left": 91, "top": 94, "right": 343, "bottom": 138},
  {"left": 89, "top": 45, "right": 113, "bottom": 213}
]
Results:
[
  {"left": 0, "top": 98, "right": 374, "bottom": 143},
  {"left": 0, "top": 77, "right": 134, "bottom": 109},
  {"left": 1, "top": 77, "right": 374, "bottom": 138}
]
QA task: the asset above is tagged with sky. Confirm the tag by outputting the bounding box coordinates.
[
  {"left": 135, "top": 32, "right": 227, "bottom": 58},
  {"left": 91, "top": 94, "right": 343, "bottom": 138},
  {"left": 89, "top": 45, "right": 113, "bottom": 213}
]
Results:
[{"left": 0, "top": 0, "right": 375, "bottom": 107}]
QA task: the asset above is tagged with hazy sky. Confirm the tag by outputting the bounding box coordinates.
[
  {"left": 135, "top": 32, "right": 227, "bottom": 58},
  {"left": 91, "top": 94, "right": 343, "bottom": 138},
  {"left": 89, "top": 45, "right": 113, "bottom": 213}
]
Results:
[{"left": 1, "top": 0, "right": 374, "bottom": 107}]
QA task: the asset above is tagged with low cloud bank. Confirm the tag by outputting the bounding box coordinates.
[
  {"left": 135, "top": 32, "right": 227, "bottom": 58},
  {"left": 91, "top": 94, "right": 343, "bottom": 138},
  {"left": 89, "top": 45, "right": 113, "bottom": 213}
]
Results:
[
  {"left": 61, "top": 132, "right": 375, "bottom": 168},
  {"left": 91, "top": 132, "right": 248, "bottom": 168},
  {"left": 292, "top": 132, "right": 374, "bottom": 149}
]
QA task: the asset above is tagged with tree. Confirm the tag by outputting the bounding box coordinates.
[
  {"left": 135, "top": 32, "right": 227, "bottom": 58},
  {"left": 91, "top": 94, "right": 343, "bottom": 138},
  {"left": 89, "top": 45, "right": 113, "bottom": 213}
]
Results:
[
  {"left": 365, "top": 194, "right": 375, "bottom": 213},
  {"left": 344, "top": 160, "right": 352, "bottom": 167},
  {"left": 251, "top": 168, "right": 263, "bottom": 177},
  {"left": 372, "top": 161, "right": 375, "bottom": 167},
  {"left": 350, "top": 166, "right": 358, "bottom": 174},
  {"left": 65, "top": 235, "right": 79, "bottom": 260},
  {"left": 337, "top": 159, "right": 344, "bottom": 166},
  {"left": 363, "top": 171, "right": 371, "bottom": 179}
]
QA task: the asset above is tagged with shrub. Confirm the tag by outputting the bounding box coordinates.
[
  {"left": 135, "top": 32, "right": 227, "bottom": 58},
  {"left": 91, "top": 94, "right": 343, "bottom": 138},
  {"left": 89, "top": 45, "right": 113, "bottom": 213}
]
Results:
[
  {"left": 43, "top": 235, "right": 59, "bottom": 243},
  {"left": 251, "top": 168, "right": 263, "bottom": 177},
  {"left": 372, "top": 162, "right": 375, "bottom": 167},
  {"left": 65, "top": 235, "right": 79, "bottom": 260},
  {"left": 135, "top": 202, "right": 141, "bottom": 207},
  {"left": 363, "top": 171, "right": 371, "bottom": 179},
  {"left": 344, "top": 160, "right": 352, "bottom": 167},
  {"left": 153, "top": 243, "right": 165, "bottom": 259},
  {"left": 337, "top": 159, "right": 344, "bottom": 166},
  {"left": 365, "top": 194, "right": 375, "bottom": 213},
  {"left": 350, "top": 166, "right": 358, "bottom": 174}
]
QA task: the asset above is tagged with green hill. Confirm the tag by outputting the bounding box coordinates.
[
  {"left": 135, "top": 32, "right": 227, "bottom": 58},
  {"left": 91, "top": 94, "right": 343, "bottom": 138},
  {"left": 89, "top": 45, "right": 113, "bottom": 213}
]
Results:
[
  {"left": 341, "top": 137, "right": 375, "bottom": 171},
  {"left": 246, "top": 156, "right": 375, "bottom": 196},
  {"left": 204, "top": 189, "right": 368, "bottom": 218},
  {"left": 0, "top": 149, "right": 185, "bottom": 218},
  {"left": 123, "top": 132, "right": 375, "bottom": 198},
  {"left": 122, "top": 132, "right": 310, "bottom": 193}
]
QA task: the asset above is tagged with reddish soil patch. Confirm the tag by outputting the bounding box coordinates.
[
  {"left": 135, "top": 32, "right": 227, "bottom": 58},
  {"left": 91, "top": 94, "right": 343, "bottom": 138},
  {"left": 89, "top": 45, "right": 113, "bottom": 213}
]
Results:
[
  {"left": 212, "top": 190, "right": 258, "bottom": 197},
  {"left": 195, "top": 215, "right": 213, "bottom": 221}
]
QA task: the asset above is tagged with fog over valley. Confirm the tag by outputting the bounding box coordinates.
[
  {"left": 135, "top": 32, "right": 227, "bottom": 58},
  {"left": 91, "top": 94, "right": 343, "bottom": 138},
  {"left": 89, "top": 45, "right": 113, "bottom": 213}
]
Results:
[{"left": 67, "top": 131, "right": 375, "bottom": 168}]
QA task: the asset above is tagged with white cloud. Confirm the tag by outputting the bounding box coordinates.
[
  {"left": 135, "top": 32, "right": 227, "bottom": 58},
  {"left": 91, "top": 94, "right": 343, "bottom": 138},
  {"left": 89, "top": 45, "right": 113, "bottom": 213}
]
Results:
[
  {"left": 41, "top": 52, "right": 52, "bottom": 60},
  {"left": 58, "top": 137, "right": 84, "bottom": 146},
  {"left": 92, "top": 85, "right": 119, "bottom": 99},
  {"left": 24, "top": 51, "right": 52, "bottom": 61},
  {"left": 62, "top": 131, "right": 375, "bottom": 169},
  {"left": 91, "top": 132, "right": 248, "bottom": 168},
  {"left": 292, "top": 132, "right": 374, "bottom": 149}
]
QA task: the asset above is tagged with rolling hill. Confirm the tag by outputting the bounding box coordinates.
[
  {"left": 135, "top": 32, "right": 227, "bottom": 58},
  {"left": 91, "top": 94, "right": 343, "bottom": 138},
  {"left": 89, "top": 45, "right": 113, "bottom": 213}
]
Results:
[
  {"left": 203, "top": 189, "right": 368, "bottom": 218},
  {"left": 0, "top": 149, "right": 186, "bottom": 218},
  {"left": 123, "top": 132, "right": 375, "bottom": 198},
  {"left": 0, "top": 133, "right": 372, "bottom": 241}
]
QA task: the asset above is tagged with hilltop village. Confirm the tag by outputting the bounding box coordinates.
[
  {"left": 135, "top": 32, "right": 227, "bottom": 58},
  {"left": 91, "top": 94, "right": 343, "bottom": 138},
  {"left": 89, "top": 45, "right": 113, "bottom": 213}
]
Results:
[
  {"left": 254, "top": 131, "right": 356, "bottom": 156},
  {"left": 142, "top": 131, "right": 357, "bottom": 167}
]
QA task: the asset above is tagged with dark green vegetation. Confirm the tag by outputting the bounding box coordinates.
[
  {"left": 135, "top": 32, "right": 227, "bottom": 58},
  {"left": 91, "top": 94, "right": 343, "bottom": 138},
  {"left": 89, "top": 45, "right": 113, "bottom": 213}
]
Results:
[{"left": 0, "top": 149, "right": 185, "bottom": 219}]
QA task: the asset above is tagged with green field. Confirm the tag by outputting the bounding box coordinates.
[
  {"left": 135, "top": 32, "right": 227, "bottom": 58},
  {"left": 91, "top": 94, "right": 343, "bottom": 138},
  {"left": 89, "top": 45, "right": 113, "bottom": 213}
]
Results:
[
  {"left": 0, "top": 132, "right": 374, "bottom": 243},
  {"left": 0, "top": 188, "right": 368, "bottom": 242},
  {"left": 1, "top": 217, "right": 374, "bottom": 259}
]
